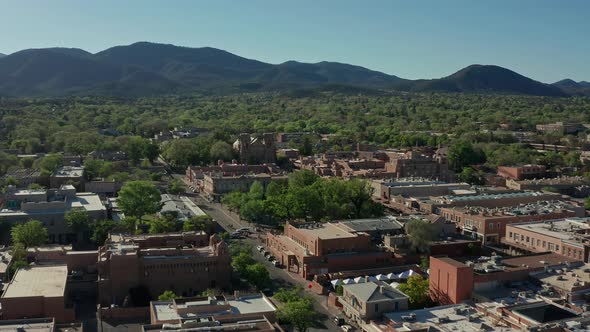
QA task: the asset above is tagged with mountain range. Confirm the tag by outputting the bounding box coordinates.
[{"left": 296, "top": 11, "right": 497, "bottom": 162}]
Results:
[{"left": 0, "top": 42, "right": 583, "bottom": 97}]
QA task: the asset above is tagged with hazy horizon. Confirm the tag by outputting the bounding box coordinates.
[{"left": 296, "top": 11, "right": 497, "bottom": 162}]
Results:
[{"left": 1, "top": 0, "right": 588, "bottom": 83}]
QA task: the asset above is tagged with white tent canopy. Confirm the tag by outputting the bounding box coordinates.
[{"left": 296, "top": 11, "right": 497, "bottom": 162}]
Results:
[
  {"left": 353, "top": 276, "right": 366, "bottom": 283},
  {"left": 366, "top": 275, "right": 378, "bottom": 282},
  {"left": 398, "top": 269, "right": 418, "bottom": 279},
  {"left": 331, "top": 279, "right": 342, "bottom": 287},
  {"left": 386, "top": 272, "right": 398, "bottom": 280},
  {"left": 375, "top": 274, "right": 389, "bottom": 281},
  {"left": 342, "top": 278, "right": 355, "bottom": 285}
]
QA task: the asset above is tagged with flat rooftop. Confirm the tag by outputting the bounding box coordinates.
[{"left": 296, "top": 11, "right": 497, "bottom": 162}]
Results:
[
  {"left": 508, "top": 218, "right": 590, "bottom": 240},
  {"left": 2, "top": 265, "right": 67, "bottom": 298},
  {"left": 295, "top": 223, "right": 358, "bottom": 240},
  {"left": 52, "top": 166, "right": 84, "bottom": 177},
  {"left": 532, "top": 263, "right": 590, "bottom": 291},
  {"left": 338, "top": 217, "right": 403, "bottom": 233},
  {"left": 0, "top": 318, "right": 55, "bottom": 332},
  {"left": 385, "top": 304, "right": 518, "bottom": 332},
  {"left": 512, "top": 302, "right": 578, "bottom": 324},
  {"left": 444, "top": 191, "right": 546, "bottom": 202},
  {"left": 152, "top": 294, "right": 276, "bottom": 322}
]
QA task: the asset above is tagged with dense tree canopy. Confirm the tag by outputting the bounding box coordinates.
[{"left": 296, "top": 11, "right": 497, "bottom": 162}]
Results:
[
  {"left": 11, "top": 220, "right": 48, "bottom": 248},
  {"left": 117, "top": 181, "right": 162, "bottom": 223},
  {"left": 222, "top": 171, "right": 383, "bottom": 225}
]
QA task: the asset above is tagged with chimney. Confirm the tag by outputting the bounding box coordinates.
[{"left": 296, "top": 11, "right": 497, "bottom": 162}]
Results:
[
  {"left": 218, "top": 159, "right": 224, "bottom": 166},
  {"left": 234, "top": 290, "right": 240, "bottom": 300},
  {"left": 379, "top": 286, "right": 385, "bottom": 294},
  {"left": 365, "top": 276, "right": 371, "bottom": 282}
]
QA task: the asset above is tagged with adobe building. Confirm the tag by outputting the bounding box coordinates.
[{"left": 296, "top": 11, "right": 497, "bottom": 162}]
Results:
[
  {"left": 0, "top": 265, "right": 75, "bottom": 322},
  {"left": 50, "top": 166, "right": 85, "bottom": 190},
  {"left": 0, "top": 185, "right": 107, "bottom": 244},
  {"left": 266, "top": 221, "right": 395, "bottom": 279},
  {"left": 233, "top": 133, "right": 276, "bottom": 164},
  {"left": 503, "top": 217, "right": 590, "bottom": 262},
  {"left": 97, "top": 232, "right": 230, "bottom": 307},
  {"left": 439, "top": 200, "right": 583, "bottom": 245},
  {"left": 497, "top": 164, "right": 546, "bottom": 180}
]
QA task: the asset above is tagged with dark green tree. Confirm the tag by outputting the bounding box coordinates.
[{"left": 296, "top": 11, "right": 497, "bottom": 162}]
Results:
[{"left": 118, "top": 181, "right": 162, "bottom": 226}]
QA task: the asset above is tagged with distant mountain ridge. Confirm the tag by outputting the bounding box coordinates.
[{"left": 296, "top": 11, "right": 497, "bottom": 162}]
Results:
[
  {"left": 552, "top": 79, "right": 590, "bottom": 96},
  {"left": 0, "top": 42, "right": 578, "bottom": 97}
]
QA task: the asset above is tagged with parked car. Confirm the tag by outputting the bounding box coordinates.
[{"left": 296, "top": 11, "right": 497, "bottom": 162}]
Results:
[
  {"left": 341, "top": 325, "right": 353, "bottom": 332},
  {"left": 333, "top": 316, "right": 345, "bottom": 326},
  {"left": 236, "top": 227, "right": 251, "bottom": 233},
  {"left": 230, "top": 232, "right": 245, "bottom": 239},
  {"left": 256, "top": 245, "right": 265, "bottom": 252},
  {"left": 272, "top": 260, "right": 281, "bottom": 267},
  {"left": 267, "top": 255, "right": 275, "bottom": 262}
]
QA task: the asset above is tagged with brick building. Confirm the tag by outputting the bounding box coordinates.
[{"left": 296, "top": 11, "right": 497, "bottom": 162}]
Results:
[
  {"left": 440, "top": 200, "right": 584, "bottom": 244},
  {"left": 429, "top": 253, "right": 577, "bottom": 306},
  {"left": 97, "top": 232, "right": 230, "bottom": 306},
  {"left": 266, "top": 222, "right": 394, "bottom": 279},
  {"left": 0, "top": 265, "right": 75, "bottom": 322},
  {"left": 502, "top": 217, "right": 590, "bottom": 262},
  {"left": 497, "top": 164, "right": 546, "bottom": 180}
]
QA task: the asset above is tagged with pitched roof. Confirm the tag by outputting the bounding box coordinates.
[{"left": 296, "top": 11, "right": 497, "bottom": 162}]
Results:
[{"left": 342, "top": 281, "right": 408, "bottom": 303}]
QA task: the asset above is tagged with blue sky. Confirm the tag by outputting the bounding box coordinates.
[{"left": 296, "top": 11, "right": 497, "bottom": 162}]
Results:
[{"left": 1, "top": 0, "right": 588, "bottom": 82}]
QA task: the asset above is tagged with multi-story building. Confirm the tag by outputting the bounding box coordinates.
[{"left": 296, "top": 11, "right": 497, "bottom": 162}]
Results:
[
  {"left": 440, "top": 200, "right": 584, "bottom": 244},
  {"left": 0, "top": 318, "right": 82, "bottom": 332},
  {"left": 0, "top": 265, "right": 75, "bottom": 322},
  {"left": 0, "top": 185, "right": 107, "bottom": 243},
  {"left": 147, "top": 293, "right": 277, "bottom": 330},
  {"left": 497, "top": 164, "right": 546, "bottom": 180},
  {"left": 419, "top": 190, "right": 561, "bottom": 214},
  {"left": 339, "top": 281, "right": 409, "bottom": 324},
  {"left": 202, "top": 173, "right": 287, "bottom": 201},
  {"left": 185, "top": 162, "right": 281, "bottom": 192},
  {"left": 50, "top": 166, "right": 85, "bottom": 190},
  {"left": 536, "top": 122, "right": 582, "bottom": 134},
  {"left": 97, "top": 232, "right": 230, "bottom": 307},
  {"left": 502, "top": 217, "right": 590, "bottom": 262},
  {"left": 233, "top": 133, "right": 276, "bottom": 164},
  {"left": 429, "top": 253, "right": 577, "bottom": 306},
  {"left": 266, "top": 221, "right": 394, "bottom": 279},
  {"left": 373, "top": 178, "right": 471, "bottom": 200},
  {"left": 0, "top": 168, "right": 42, "bottom": 188},
  {"left": 385, "top": 151, "right": 454, "bottom": 182},
  {"left": 505, "top": 176, "right": 590, "bottom": 197}
]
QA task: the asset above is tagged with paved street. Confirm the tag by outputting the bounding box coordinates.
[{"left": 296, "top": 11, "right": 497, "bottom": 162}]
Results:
[{"left": 173, "top": 177, "right": 341, "bottom": 332}]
